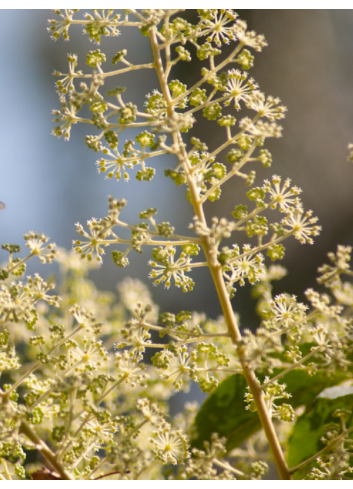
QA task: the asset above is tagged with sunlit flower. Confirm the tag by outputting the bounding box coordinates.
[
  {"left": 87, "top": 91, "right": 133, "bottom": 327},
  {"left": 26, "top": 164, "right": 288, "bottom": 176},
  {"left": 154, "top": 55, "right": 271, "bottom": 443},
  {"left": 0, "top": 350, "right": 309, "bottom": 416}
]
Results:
[
  {"left": 73, "top": 219, "right": 109, "bottom": 263},
  {"left": 224, "top": 69, "right": 258, "bottom": 109},
  {"left": 68, "top": 338, "right": 108, "bottom": 373},
  {"left": 84, "top": 418, "right": 117, "bottom": 444},
  {"left": 200, "top": 9, "right": 238, "bottom": 47},
  {"left": 232, "top": 19, "right": 267, "bottom": 51},
  {"left": 24, "top": 232, "right": 57, "bottom": 263},
  {"left": 246, "top": 92, "right": 287, "bottom": 121},
  {"left": 263, "top": 175, "right": 302, "bottom": 212},
  {"left": 150, "top": 428, "right": 190, "bottom": 465},
  {"left": 282, "top": 208, "right": 321, "bottom": 244},
  {"left": 228, "top": 251, "right": 265, "bottom": 286},
  {"left": 269, "top": 294, "right": 308, "bottom": 327}
]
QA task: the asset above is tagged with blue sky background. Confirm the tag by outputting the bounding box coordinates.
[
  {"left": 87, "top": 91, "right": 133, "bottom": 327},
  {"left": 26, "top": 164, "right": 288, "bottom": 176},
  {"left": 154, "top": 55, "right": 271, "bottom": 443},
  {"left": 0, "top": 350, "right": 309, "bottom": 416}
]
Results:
[
  {"left": 1, "top": 9, "right": 353, "bottom": 317},
  {"left": 0, "top": 10, "right": 186, "bottom": 295}
]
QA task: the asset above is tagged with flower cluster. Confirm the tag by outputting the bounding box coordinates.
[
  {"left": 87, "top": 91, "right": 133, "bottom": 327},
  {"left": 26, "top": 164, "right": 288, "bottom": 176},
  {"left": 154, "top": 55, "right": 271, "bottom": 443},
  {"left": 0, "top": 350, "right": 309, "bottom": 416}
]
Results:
[{"left": 1, "top": 8, "right": 352, "bottom": 481}]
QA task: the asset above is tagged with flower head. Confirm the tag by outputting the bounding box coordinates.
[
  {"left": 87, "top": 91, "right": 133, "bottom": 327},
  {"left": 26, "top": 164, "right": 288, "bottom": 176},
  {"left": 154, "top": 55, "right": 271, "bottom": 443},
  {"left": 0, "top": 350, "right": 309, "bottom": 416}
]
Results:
[
  {"left": 282, "top": 208, "right": 321, "bottom": 244},
  {"left": 224, "top": 70, "right": 258, "bottom": 109},
  {"left": 150, "top": 428, "right": 190, "bottom": 465}
]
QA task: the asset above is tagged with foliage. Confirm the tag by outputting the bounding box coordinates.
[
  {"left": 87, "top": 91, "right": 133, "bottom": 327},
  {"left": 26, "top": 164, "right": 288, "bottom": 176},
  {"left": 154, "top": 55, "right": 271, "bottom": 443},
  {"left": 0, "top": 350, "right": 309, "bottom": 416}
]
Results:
[{"left": 1, "top": 9, "right": 353, "bottom": 480}]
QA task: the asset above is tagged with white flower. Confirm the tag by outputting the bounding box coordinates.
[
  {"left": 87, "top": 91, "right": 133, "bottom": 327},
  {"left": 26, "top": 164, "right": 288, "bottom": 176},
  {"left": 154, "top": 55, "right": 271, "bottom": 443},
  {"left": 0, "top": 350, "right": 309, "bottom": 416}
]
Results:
[
  {"left": 282, "top": 209, "right": 321, "bottom": 244},
  {"left": 264, "top": 175, "right": 302, "bottom": 212},
  {"left": 150, "top": 428, "right": 190, "bottom": 465}
]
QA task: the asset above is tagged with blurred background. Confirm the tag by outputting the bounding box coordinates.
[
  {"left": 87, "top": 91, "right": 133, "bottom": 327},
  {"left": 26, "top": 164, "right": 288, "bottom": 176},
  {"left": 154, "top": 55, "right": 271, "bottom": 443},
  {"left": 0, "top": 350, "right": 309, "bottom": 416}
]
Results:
[{"left": 1, "top": 9, "right": 353, "bottom": 409}]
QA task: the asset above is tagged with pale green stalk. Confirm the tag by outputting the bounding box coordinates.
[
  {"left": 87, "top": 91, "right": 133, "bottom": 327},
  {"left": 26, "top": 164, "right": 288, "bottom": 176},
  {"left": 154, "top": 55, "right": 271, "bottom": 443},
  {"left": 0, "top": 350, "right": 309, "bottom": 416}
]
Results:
[{"left": 149, "top": 25, "right": 292, "bottom": 481}]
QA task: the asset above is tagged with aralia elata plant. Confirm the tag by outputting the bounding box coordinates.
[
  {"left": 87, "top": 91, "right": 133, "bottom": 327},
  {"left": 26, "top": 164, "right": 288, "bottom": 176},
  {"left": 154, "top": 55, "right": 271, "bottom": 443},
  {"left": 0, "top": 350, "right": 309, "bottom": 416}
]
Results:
[{"left": 0, "top": 9, "right": 353, "bottom": 481}]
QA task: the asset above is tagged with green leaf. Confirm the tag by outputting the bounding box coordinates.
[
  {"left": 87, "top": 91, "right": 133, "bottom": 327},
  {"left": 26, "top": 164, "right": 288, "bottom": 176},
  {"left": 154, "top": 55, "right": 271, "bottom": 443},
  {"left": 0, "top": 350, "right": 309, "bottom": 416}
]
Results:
[
  {"left": 276, "top": 369, "right": 348, "bottom": 410},
  {"left": 191, "top": 374, "right": 261, "bottom": 451},
  {"left": 287, "top": 394, "right": 353, "bottom": 479},
  {"left": 191, "top": 368, "right": 348, "bottom": 452}
]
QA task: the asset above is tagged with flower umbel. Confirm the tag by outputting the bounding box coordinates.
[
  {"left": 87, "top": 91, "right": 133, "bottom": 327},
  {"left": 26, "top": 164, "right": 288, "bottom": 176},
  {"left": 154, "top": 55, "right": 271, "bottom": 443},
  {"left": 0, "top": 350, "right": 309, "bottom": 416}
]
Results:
[{"left": 150, "top": 428, "right": 190, "bottom": 465}]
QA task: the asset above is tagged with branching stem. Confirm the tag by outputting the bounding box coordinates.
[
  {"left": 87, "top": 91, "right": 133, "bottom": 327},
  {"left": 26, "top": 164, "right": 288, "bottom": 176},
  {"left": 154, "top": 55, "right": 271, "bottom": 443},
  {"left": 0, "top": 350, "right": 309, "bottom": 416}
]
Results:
[
  {"left": 149, "top": 25, "right": 291, "bottom": 481},
  {"left": 18, "top": 421, "right": 73, "bottom": 480}
]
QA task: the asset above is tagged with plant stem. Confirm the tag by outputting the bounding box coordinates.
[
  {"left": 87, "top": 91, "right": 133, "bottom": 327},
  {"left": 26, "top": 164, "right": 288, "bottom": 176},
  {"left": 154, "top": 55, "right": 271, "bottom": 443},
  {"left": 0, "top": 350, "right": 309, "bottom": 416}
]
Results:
[
  {"left": 149, "top": 26, "right": 291, "bottom": 481},
  {"left": 19, "top": 421, "right": 73, "bottom": 480},
  {"left": 206, "top": 265, "right": 291, "bottom": 480},
  {"left": 289, "top": 425, "right": 353, "bottom": 474},
  {"left": 213, "top": 458, "right": 248, "bottom": 478},
  {"left": 261, "top": 347, "right": 321, "bottom": 388}
]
